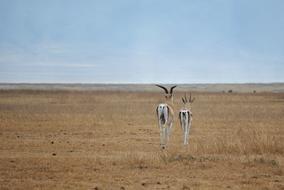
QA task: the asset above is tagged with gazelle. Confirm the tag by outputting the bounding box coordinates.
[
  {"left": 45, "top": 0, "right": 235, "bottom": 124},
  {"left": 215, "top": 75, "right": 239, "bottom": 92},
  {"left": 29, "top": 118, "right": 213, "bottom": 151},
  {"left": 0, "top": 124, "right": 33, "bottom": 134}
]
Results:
[
  {"left": 179, "top": 93, "right": 195, "bottom": 145},
  {"left": 156, "top": 84, "right": 177, "bottom": 149}
]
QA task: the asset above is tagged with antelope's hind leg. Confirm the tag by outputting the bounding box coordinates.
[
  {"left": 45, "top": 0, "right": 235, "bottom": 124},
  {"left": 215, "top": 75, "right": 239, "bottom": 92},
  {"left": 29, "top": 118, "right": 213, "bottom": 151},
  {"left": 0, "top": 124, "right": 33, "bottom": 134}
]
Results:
[
  {"left": 180, "top": 120, "right": 187, "bottom": 145},
  {"left": 166, "top": 122, "right": 173, "bottom": 144},
  {"left": 184, "top": 119, "right": 192, "bottom": 145},
  {"left": 184, "top": 126, "right": 189, "bottom": 145},
  {"left": 160, "top": 126, "right": 167, "bottom": 149}
]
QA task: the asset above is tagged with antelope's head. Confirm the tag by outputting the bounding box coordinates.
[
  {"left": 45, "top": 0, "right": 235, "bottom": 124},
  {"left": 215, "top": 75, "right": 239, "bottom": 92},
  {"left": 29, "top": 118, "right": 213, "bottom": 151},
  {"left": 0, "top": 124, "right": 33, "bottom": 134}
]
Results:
[
  {"left": 156, "top": 85, "right": 177, "bottom": 103},
  {"left": 182, "top": 92, "right": 195, "bottom": 109}
]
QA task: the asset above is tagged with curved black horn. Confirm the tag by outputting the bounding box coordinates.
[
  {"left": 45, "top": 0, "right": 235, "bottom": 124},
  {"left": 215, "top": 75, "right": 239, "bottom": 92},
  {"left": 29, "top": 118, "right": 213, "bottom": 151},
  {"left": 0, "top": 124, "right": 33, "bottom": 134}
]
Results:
[
  {"left": 182, "top": 97, "right": 186, "bottom": 104},
  {"left": 170, "top": 85, "right": 177, "bottom": 94},
  {"left": 155, "top": 84, "right": 169, "bottom": 94}
]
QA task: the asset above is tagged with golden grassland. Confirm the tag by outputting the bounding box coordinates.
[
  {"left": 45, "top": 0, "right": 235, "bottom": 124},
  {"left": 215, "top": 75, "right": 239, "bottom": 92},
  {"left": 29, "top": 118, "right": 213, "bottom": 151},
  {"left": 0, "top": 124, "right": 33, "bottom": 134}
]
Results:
[{"left": 0, "top": 90, "right": 283, "bottom": 189}]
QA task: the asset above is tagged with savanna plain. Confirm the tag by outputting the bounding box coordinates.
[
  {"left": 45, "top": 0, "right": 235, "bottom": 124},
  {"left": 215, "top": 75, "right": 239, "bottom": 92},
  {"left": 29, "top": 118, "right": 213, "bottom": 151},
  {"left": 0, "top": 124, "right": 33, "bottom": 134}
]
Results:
[{"left": 0, "top": 88, "right": 283, "bottom": 189}]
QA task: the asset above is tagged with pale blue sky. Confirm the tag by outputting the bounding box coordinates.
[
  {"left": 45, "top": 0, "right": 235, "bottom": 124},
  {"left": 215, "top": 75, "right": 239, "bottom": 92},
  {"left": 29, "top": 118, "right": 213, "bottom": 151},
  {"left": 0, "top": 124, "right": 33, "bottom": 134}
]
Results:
[{"left": 0, "top": 0, "right": 283, "bottom": 83}]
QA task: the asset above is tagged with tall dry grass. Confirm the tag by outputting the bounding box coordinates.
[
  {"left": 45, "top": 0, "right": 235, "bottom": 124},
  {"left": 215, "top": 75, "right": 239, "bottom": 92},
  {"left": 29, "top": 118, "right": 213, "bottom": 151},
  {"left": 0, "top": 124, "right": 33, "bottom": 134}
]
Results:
[
  {"left": 215, "top": 127, "right": 282, "bottom": 155},
  {"left": 191, "top": 127, "right": 283, "bottom": 155}
]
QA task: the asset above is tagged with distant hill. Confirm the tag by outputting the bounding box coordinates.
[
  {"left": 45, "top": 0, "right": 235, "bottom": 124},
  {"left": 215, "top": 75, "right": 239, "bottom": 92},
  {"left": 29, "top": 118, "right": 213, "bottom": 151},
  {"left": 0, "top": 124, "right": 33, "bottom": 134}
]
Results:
[{"left": 0, "top": 83, "right": 284, "bottom": 93}]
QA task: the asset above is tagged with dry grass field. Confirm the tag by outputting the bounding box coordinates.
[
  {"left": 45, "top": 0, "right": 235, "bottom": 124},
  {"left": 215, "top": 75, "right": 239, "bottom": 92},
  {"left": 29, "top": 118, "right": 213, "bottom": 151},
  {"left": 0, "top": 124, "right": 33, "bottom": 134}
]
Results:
[{"left": 0, "top": 89, "right": 283, "bottom": 189}]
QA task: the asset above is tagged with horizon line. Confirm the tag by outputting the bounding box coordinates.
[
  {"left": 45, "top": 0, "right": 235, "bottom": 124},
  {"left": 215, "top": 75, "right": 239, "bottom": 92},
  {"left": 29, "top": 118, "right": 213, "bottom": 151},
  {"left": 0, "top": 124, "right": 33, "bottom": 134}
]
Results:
[{"left": 1, "top": 82, "right": 284, "bottom": 85}]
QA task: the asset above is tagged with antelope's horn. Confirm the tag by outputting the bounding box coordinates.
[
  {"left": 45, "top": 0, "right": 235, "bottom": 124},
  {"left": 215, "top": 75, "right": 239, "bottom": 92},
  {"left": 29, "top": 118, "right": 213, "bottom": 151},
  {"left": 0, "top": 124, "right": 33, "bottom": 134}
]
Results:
[
  {"left": 170, "top": 85, "right": 177, "bottom": 94},
  {"left": 189, "top": 92, "right": 195, "bottom": 103},
  {"left": 155, "top": 84, "right": 169, "bottom": 94}
]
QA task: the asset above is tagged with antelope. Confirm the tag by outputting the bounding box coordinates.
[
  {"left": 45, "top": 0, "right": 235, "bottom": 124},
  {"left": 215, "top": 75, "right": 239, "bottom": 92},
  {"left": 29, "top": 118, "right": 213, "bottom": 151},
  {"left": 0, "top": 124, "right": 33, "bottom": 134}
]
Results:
[
  {"left": 156, "top": 84, "right": 177, "bottom": 149},
  {"left": 179, "top": 93, "right": 195, "bottom": 145}
]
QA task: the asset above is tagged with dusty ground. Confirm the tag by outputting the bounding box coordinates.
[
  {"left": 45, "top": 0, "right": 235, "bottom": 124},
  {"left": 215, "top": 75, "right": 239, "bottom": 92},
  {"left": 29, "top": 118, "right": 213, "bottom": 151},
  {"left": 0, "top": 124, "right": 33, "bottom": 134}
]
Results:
[{"left": 0, "top": 90, "right": 283, "bottom": 189}]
